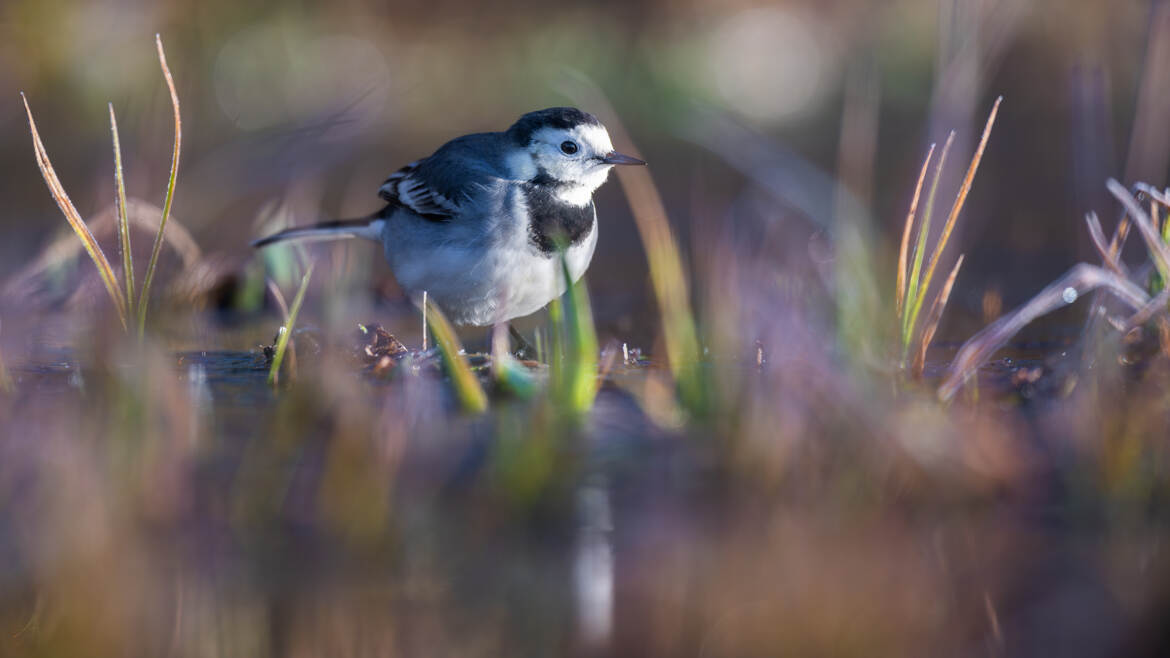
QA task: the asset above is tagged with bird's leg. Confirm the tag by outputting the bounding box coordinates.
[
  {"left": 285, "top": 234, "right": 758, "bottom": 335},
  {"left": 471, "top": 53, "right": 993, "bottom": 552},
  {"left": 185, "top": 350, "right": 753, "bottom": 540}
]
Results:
[{"left": 509, "top": 325, "right": 536, "bottom": 361}]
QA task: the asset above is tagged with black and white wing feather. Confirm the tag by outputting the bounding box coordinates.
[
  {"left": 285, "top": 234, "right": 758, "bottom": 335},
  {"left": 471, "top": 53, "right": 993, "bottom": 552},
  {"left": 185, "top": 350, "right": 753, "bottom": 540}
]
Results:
[
  {"left": 378, "top": 133, "right": 505, "bottom": 222},
  {"left": 378, "top": 161, "right": 462, "bottom": 220}
]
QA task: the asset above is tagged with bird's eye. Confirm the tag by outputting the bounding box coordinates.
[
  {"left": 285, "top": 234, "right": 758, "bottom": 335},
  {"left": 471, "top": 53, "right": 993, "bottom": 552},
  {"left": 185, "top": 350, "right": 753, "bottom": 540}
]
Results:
[{"left": 560, "top": 141, "right": 579, "bottom": 155}]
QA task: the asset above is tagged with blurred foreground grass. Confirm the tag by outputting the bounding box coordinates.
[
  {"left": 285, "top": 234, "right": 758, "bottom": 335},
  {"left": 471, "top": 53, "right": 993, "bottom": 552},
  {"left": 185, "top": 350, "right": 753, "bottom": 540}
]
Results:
[{"left": 4, "top": 13, "right": 1170, "bottom": 658}]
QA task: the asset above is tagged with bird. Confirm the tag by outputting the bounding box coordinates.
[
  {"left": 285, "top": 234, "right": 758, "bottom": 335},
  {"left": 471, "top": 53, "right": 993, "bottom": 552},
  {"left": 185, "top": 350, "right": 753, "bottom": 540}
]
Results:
[{"left": 252, "top": 107, "right": 646, "bottom": 327}]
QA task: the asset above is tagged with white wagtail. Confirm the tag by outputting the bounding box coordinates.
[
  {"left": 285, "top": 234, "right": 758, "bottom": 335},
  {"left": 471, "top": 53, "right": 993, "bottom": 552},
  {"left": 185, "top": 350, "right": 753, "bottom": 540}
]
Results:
[{"left": 253, "top": 107, "right": 646, "bottom": 326}]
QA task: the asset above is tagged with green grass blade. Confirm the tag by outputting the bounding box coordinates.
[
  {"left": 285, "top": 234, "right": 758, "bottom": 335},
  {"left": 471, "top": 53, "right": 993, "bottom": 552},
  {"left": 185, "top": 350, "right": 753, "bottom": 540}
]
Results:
[
  {"left": 1158, "top": 199, "right": 1169, "bottom": 245},
  {"left": 556, "top": 255, "right": 599, "bottom": 414},
  {"left": 902, "top": 131, "right": 954, "bottom": 349},
  {"left": 491, "top": 324, "right": 538, "bottom": 399},
  {"left": 425, "top": 297, "right": 488, "bottom": 414},
  {"left": 267, "top": 263, "right": 314, "bottom": 386},
  {"left": 21, "top": 93, "right": 128, "bottom": 329},
  {"left": 136, "top": 34, "right": 182, "bottom": 336},
  {"left": 109, "top": 103, "right": 135, "bottom": 319},
  {"left": 547, "top": 297, "right": 566, "bottom": 391}
]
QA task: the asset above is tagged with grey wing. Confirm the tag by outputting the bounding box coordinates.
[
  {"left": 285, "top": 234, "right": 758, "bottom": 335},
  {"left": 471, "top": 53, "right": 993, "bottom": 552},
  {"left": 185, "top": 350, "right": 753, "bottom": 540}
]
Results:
[{"left": 378, "top": 133, "right": 505, "bottom": 221}]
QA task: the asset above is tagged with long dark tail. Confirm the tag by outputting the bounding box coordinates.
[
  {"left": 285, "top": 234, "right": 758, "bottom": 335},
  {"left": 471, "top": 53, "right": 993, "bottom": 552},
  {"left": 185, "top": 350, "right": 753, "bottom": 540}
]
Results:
[{"left": 251, "top": 217, "right": 385, "bottom": 248}]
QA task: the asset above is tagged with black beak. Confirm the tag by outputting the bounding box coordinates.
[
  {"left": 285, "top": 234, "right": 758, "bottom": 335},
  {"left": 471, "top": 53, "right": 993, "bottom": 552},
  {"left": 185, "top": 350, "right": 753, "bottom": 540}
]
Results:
[{"left": 600, "top": 151, "right": 647, "bottom": 166}]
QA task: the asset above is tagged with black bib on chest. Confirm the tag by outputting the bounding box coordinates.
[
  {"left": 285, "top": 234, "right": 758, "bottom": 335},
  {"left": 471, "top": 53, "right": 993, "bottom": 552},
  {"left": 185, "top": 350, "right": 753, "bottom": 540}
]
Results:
[{"left": 523, "top": 175, "right": 595, "bottom": 255}]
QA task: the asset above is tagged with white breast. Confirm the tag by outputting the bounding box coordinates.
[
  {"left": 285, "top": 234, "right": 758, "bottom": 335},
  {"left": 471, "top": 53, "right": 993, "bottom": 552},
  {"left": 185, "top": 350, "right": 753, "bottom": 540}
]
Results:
[{"left": 383, "top": 192, "right": 598, "bottom": 326}]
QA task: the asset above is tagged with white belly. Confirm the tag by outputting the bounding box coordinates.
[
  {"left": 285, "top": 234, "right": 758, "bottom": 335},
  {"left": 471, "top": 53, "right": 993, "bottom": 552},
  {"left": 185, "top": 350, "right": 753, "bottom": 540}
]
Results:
[{"left": 385, "top": 218, "right": 597, "bottom": 326}]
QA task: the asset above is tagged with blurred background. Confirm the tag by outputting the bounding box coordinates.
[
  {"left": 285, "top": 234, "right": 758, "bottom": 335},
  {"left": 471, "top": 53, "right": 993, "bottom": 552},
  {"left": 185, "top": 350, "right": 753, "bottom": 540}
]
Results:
[
  {"left": 2, "top": 0, "right": 1166, "bottom": 345},
  {"left": 4, "top": 1, "right": 1170, "bottom": 657}
]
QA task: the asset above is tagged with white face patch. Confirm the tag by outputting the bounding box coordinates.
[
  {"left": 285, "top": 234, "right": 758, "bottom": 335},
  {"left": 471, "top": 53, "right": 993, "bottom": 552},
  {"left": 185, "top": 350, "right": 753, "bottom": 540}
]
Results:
[{"left": 522, "top": 124, "right": 618, "bottom": 198}]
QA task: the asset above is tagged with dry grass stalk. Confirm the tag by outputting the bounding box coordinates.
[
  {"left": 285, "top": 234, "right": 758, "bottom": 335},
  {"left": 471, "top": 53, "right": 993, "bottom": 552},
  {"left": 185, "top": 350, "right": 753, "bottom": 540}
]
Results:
[
  {"left": 939, "top": 263, "right": 1149, "bottom": 400},
  {"left": 898, "top": 98, "right": 1001, "bottom": 376},
  {"left": 902, "top": 132, "right": 955, "bottom": 343},
  {"left": 1124, "top": 287, "right": 1170, "bottom": 333},
  {"left": 21, "top": 94, "right": 128, "bottom": 329},
  {"left": 895, "top": 143, "right": 936, "bottom": 320},
  {"left": 919, "top": 97, "right": 1001, "bottom": 301},
  {"left": 1084, "top": 212, "right": 1127, "bottom": 276},
  {"left": 912, "top": 254, "right": 964, "bottom": 376},
  {"left": 2, "top": 199, "right": 202, "bottom": 305},
  {"left": 1107, "top": 180, "right": 1170, "bottom": 278},
  {"left": 109, "top": 104, "right": 135, "bottom": 319},
  {"left": 137, "top": 34, "right": 182, "bottom": 335},
  {"left": 942, "top": 180, "right": 1170, "bottom": 399}
]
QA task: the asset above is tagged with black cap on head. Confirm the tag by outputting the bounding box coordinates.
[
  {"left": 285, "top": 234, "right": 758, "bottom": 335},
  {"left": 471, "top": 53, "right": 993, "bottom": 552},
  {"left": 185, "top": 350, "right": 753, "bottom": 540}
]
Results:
[{"left": 507, "top": 107, "right": 602, "bottom": 145}]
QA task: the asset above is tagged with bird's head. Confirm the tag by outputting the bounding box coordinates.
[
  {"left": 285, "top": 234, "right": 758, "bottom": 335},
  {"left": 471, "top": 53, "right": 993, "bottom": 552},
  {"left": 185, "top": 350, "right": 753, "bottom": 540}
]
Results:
[{"left": 506, "top": 107, "right": 645, "bottom": 205}]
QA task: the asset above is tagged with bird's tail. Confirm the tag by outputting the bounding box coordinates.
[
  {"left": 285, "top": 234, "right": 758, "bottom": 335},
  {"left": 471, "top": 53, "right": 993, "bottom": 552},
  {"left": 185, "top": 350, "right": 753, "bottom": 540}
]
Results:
[{"left": 251, "top": 217, "right": 385, "bottom": 248}]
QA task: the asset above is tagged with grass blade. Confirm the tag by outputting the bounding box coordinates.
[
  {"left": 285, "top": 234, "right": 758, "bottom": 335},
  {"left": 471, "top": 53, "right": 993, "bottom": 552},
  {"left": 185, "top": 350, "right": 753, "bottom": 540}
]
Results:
[
  {"left": 21, "top": 93, "right": 128, "bottom": 329},
  {"left": 911, "top": 254, "right": 964, "bottom": 377},
  {"left": 0, "top": 319, "right": 12, "bottom": 394},
  {"left": 267, "top": 263, "right": 313, "bottom": 386},
  {"left": 425, "top": 297, "right": 488, "bottom": 414},
  {"left": 555, "top": 255, "right": 599, "bottom": 414},
  {"left": 912, "top": 97, "right": 1006, "bottom": 318},
  {"left": 491, "top": 324, "right": 538, "bottom": 398},
  {"left": 137, "top": 34, "right": 182, "bottom": 335},
  {"left": 109, "top": 103, "right": 135, "bottom": 319},
  {"left": 1156, "top": 198, "right": 1169, "bottom": 246},
  {"left": 560, "top": 80, "right": 707, "bottom": 415},
  {"left": 903, "top": 131, "right": 954, "bottom": 346},
  {"left": 896, "top": 143, "right": 936, "bottom": 320},
  {"left": 911, "top": 97, "right": 1002, "bottom": 338}
]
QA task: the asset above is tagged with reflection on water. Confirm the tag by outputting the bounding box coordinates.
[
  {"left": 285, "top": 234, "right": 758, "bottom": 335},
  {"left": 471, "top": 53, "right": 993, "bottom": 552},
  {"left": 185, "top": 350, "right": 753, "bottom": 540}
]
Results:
[{"left": 574, "top": 477, "right": 614, "bottom": 648}]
